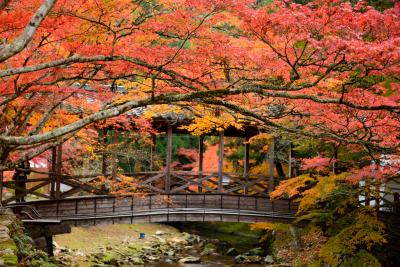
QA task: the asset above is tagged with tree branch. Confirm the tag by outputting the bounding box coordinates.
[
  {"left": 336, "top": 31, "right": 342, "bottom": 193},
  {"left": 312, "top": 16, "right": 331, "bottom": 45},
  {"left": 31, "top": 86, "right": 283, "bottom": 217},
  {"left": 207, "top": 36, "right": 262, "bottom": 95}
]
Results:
[{"left": 0, "top": 0, "right": 56, "bottom": 62}]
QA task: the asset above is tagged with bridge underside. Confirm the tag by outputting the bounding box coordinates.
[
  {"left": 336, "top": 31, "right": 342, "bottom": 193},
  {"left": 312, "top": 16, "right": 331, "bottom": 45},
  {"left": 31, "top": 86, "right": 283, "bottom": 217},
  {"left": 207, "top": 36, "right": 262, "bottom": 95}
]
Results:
[{"left": 10, "top": 194, "right": 298, "bottom": 226}]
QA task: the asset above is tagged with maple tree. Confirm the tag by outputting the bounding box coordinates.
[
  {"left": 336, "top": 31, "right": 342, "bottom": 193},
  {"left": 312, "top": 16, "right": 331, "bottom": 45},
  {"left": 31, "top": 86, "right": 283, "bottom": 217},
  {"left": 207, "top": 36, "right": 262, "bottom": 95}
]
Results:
[
  {"left": 0, "top": 1, "right": 399, "bottom": 265},
  {"left": 1, "top": 0, "right": 399, "bottom": 179}
]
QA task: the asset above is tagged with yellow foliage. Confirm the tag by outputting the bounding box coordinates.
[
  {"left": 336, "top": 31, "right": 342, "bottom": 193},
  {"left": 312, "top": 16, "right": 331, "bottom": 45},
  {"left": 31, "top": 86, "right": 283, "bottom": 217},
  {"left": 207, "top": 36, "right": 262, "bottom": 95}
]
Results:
[
  {"left": 299, "top": 173, "right": 348, "bottom": 213},
  {"left": 143, "top": 105, "right": 185, "bottom": 120},
  {"left": 250, "top": 161, "right": 269, "bottom": 175},
  {"left": 249, "top": 133, "right": 272, "bottom": 153},
  {"left": 180, "top": 113, "right": 243, "bottom": 136},
  {"left": 318, "top": 212, "right": 386, "bottom": 266},
  {"left": 250, "top": 222, "right": 290, "bottom": 232},
  {"left": 270, "top": 174, "right": 316, "bottom": 200}
]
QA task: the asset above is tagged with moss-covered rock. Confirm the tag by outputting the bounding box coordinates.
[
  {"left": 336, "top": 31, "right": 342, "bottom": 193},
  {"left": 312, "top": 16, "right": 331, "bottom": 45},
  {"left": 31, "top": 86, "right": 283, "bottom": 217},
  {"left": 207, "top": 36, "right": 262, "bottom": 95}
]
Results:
[
  {"left": 0, "top": 211, "right": 18, "bottom": 266},
  {"left": 1, "top": 253, "right": 18, "bottom": 266}
]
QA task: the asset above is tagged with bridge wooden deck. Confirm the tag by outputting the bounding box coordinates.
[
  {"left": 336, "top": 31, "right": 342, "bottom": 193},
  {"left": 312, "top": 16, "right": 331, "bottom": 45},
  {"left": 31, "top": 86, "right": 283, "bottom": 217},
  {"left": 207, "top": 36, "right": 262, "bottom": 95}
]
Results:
[{"left": 9, "top": 194, "right": 298, "bottom": 225}]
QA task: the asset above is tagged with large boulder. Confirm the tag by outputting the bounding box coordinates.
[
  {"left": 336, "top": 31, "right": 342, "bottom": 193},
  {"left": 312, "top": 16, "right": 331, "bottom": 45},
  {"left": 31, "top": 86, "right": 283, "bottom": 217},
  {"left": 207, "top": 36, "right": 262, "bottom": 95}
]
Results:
[
  {"left": 178, "top": 256, "right": 201, "bottom": 263},
  {"left": 182, "top": 232, "right": 201, "bottom": 245},
  {"left": 155, "top": 230, "right": 166, "bottom": 236}
]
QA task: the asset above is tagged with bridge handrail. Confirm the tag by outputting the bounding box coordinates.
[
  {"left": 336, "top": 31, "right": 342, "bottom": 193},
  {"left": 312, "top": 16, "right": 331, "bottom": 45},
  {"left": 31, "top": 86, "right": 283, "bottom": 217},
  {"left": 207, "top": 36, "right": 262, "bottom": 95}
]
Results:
[{"left": 11, "top": 206, "right": 296, "bottom": 221}]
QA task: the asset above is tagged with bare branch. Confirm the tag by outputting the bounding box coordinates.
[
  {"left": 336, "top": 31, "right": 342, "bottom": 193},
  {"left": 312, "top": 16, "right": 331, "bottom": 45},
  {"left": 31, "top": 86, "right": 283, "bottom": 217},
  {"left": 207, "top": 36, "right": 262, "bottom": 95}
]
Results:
[{"left": 0, "top": 0, "right": 56, "bottom": 62}]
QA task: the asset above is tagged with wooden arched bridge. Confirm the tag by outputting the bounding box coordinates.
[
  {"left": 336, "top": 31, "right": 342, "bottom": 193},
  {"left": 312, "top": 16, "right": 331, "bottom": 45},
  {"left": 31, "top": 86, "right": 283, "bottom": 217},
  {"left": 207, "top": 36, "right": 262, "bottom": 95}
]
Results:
[
  {"left": 4, "top": 169, "right": 298, "bottom": 225},
  {"left": 10, "top": 194, "right": 297, "bottom": 226},
  {"left": 9, "top": 194, "right": 297, "bottom": 226}
]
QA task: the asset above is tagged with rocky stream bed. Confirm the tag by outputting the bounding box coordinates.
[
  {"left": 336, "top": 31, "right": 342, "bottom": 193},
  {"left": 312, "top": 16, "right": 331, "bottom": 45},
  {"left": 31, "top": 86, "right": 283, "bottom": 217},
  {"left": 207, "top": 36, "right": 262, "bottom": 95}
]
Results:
[{"left": 54, "top": 223, "right": 288, "bottom": 267}]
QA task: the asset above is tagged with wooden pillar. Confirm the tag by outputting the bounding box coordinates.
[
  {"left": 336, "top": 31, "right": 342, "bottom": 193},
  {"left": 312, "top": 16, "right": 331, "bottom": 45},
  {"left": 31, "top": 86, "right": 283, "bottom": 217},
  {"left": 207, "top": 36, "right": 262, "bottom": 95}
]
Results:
[
  {"left": 288, "top": 142, "right": 292, "bottom": 178},
  {"left": 332, "top": 147, "right": 338, "bottom": 175},
  {"left": 0, "top": 170, "right": 3, "bottom": 204},
  {"left": 243, "top": 137, "right": 250, "bottom": 195},
  {"left": 111, "top": 130, "right": 118, "bottom": 178},
  {"left": 268, "top": 137, "right": 275, "bottom": 194},
  {"left": 218, "top": 131, "right": 224, "bottom": 193},
  {"left": 55, "top": 144, "right": 62, "bottom": 199},
  {"left": 150, "top": 134, "right": 156, "bottom": 172},
  {"left": 165, "top": 126, "right": 172, "bottom": 194},
  {"left": 101, "top": 129, "right": 108, "bottom": 175},
  {"left": 198, "top": 136, "right": 204, "bottom": 193},
  {"left": 45, "top": 235, "right": 54, "bottom": 256},
  {"left": 50, "top": 146, "right": 56, "bottom": 198}
]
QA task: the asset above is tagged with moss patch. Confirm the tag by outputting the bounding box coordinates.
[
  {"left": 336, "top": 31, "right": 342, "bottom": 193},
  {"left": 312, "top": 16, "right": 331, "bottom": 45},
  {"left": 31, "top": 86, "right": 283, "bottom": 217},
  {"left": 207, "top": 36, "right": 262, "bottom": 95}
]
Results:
[
  {"left": 0, "top": 239, "right": 17, "bottom": 251},
  {"left": 2, "top": 253, "right": 18, "bottom": 266}
]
